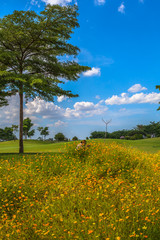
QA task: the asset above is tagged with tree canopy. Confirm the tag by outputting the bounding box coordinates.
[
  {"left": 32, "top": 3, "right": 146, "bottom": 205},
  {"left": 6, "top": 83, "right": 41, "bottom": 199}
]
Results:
[
  {"left": 54, "top": 132, "right": 65, "bottom": 142},
  {"left": 0, "top": 127, "right": 17, "bottom": 141},
  {"left": 37, "top": 126, "right": 49, "bottom": 140},
  {"left": 23, "top": 118, "right": 35, "bottom": 139},
  {"left": 0, "top": 4, "right": 90, "bottom": 153}
]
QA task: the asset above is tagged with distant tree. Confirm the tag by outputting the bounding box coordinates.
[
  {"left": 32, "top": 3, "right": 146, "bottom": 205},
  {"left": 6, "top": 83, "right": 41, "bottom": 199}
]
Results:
[
  {"left": 37, "top": 137, "right": 43, "bottom": 141},
  {"left": 41, "top": 127, "right": 49, "bottom": 140},
  {"left": 28, "top": 129, "right": 35, "bottom": 139},
  {"left": 0, "top": 128, "right": 5, "bottom": 140},
  {"left": 37, "top": 127, "right": 43, "bottom": 133},
  {"left": 4, "top": 127, "right": 14, "bottom": 140},
  {"left": 55, "top": 133, "right": 65, "bottom": 142},
  {"left": 0, "top": 5, "right": 90, "bottom": 153},
  {"left": 0, "top": 127, "right": 15, "bottom": 141},
  {"left": 37, "top": 127, "right": 43, "bottom": 139},
  {"left": 12, "top": 125, "right": 18, "bottom": 140},
  {"left": 23, "top": 118, "right": 34, "bottom": 140},
  {"left": 72, "top": 136, "right": 78, "bottom": 141},
  {"left": 90, "top": 131, "right": 105, "bottom": 139},
  {"left": 136, "top": 122, "right": 160, "bottom": 137},
  {"left": 90, "top": 121, "right": 160, "bottom": 140},
  {"left": 37, "top": 127, "right": 49, "bottom": 140}
]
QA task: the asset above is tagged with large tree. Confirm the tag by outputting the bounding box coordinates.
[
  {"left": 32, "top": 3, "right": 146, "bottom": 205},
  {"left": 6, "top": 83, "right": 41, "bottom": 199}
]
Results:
[{"left": 0, "top": 4, "right": 90, "bottom": 153}]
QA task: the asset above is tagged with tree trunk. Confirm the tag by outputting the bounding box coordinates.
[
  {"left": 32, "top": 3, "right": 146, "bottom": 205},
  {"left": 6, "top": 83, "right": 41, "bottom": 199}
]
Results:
[{"left": 19, "top": 92, "right": 24, "bottom": 153}]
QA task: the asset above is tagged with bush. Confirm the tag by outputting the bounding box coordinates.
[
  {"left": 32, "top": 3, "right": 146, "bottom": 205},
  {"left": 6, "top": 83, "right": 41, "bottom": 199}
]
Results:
[
  {"left": 147, "top": 134, "right": 151, "bottom": 138},
  {"left": 54, "top": 132, "right": 65, "bottom": 142},
  {"left": 72, "top": 136, "right": 78, "bottom": 141},
  {"left": 135, "top": 134, "right": 143, "bottom": 139},
  {"left": 130, "top": 135, "right": 137, "bottom": 140},
  {"left": 125, "top": 136, "right": 131, "bottom": 140}
]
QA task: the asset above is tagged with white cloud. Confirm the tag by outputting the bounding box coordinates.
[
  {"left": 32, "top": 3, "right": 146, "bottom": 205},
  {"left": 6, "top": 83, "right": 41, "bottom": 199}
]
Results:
[
  {"left": 83, "top": 67, "right": 101, "bottom": 77},
  {"left": 128, "top": 84, "right": 147, "bottom": 93},
  {"left": 55, "top": 120, "right": 66, "bottom": 127},
  {"left": 24, "top": 97, "right": 108, "bottom": 120},
  {"left": 57, "top": 95, "right": 68, "bottom": 102},
  {"left": 41, "top": 0, "right": 72, "bottom": 6},
  {"left": 118, "top": 2, "right": 125, "bottom": 14},
  {"left": 0, "top": 95, "right": 19, "bottom": 127},
  {"left": 95, "top": 0, "right": 106, "bottom": 6},
  {"left": 65, "top": 101, "right": 108, "bottom": 118},
  {"left": 25, "top": 97, "right": 64, "bottom": 120},
  {"left": 105, "top": 92, "right": 160, "bottom": 105}
]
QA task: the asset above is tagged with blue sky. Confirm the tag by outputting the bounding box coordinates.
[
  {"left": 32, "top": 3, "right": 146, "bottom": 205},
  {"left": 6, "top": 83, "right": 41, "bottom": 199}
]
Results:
[{"left": 1, "top": 0, "right": 160, "bottom": 139}]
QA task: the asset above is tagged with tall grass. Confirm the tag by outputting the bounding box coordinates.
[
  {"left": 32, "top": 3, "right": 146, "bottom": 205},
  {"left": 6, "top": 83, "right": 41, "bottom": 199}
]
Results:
[{"left": 0, "top": 142, "right": 159, "bottom": 239}]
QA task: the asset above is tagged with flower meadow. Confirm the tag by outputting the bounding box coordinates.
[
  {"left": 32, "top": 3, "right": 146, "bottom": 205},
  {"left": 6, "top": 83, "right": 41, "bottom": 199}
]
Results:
[{"left": 0, "top": 142, "right": 160, "bottom": 240}]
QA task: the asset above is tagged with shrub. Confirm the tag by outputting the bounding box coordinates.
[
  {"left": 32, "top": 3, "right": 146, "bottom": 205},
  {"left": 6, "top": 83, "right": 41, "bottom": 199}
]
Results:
[
  {"left": 72, "top": 136, "right": 78, "bottom": 141},
  {"left": 54, "top": 132, "right": 65, "bottom": 141}
]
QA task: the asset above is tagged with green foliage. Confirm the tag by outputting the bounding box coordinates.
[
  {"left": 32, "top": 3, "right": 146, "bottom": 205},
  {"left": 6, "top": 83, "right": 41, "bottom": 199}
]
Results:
[
  {"left": 90, "top": 121, "right": 160, "bottom": 140},
  {"left": 54, "top": 132, "right": 65, "bottom": 142},
  {"left": 90, "top": 131, "right": 105, "bottom": 139},
  {"left": 136, "top": 122, "right": 160, "bottom": 137},
  {"left": 0, "top": 76, "right": 16, "bottom": 107},
  {"left": 0, "top": 127, "right": 16, "bottom": 141},
  {"left": 0, "top": 5, "right": 90, "bottom": 152},
  {"left": 11, "top": 125, "right": 18, "bottom": 133},
  {"left": 72, "top": 136, "right": 78, "bottom": 141},
  {"left": 27, "top": 129, "right": 35, "bottom": 139},
  {"left": 0, "top": 5, "right": 90, "bottom": 103},
  {"left": 37, "top": 127, "right": 49, "bottom": 140},
  {"left": 41, "top": 127, "right": 49, "bottom": 140},
  {"left": 23, "top": 118, "right": 34, "bottom": 139}
]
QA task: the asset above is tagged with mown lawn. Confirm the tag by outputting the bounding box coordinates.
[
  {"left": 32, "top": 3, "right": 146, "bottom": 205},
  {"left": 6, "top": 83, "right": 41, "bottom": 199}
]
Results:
[
  {"left": 0, "top": 142, "right": 160, "bottom": 239},
  {"left": 0, "top": 138, "right": 160, "bottom": 154},
  {"left": 96, "top": 138, "right": 160, "bottom": 154},
  {"left": 0, "top": 140, "right": 66, "bottom": 153}
]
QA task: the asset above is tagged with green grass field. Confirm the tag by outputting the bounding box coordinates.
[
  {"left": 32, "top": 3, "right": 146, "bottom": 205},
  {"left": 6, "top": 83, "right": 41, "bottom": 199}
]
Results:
[
  {"left": 0, "top": 140, "right": 66, "bottom": 154},
  {"left": 0, "top": 138, "right": 160, "bottom": 154},
  {"left": 96, "top": 138, "right": 160, "bottom": 154},
  {"left": 0, "top": 141, "right": 159, "bottom": 239}
]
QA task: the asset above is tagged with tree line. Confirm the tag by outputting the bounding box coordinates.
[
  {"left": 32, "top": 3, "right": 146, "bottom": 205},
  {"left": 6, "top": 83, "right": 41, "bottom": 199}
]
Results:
[
  {"left": 90, "top": 121, "right": 160, "bottom": 140},
  {"left": 0, "top": 117, "right": 80, "bottom": 142}
]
